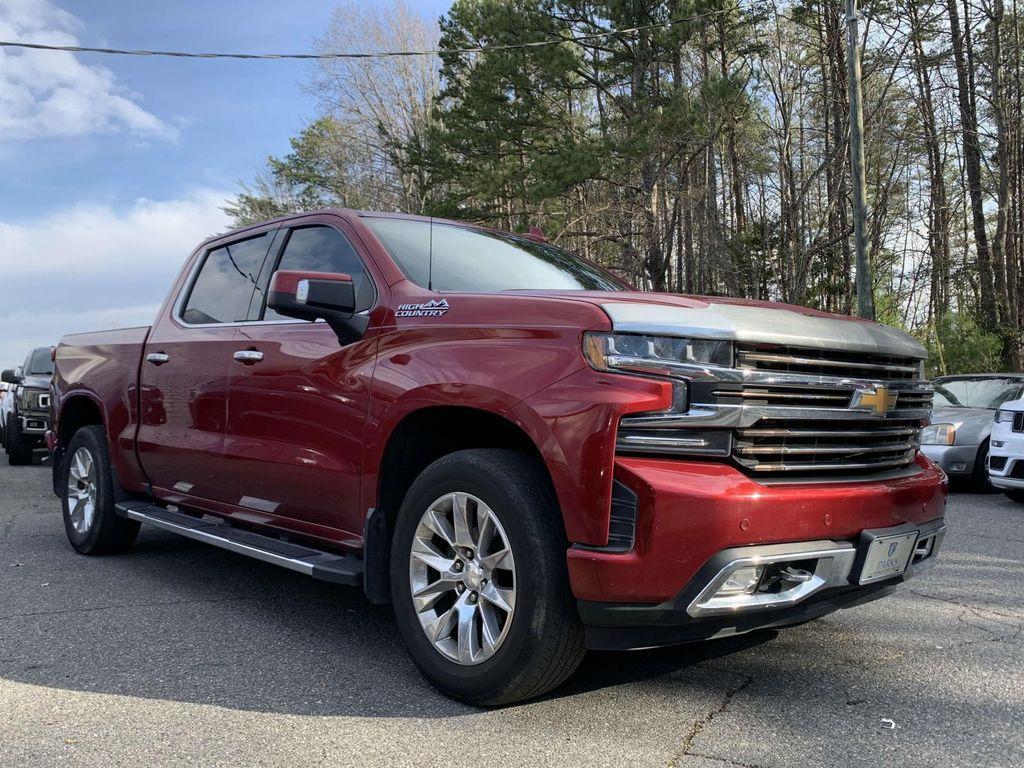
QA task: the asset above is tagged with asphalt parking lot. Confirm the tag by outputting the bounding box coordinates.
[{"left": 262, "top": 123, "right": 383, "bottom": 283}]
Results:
[{"left": 1, "top": 459, "right": 1021, "bottom": 768}]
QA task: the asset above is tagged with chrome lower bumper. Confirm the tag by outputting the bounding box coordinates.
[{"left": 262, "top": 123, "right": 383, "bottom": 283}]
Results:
[{"left": 686, "top": 522, "right": 945, "bottom": 618}]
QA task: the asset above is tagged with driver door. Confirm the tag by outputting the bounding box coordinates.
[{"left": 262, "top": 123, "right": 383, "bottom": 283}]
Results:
[{"left": 220, "top": 218, "right": 385, "bottom": 540}]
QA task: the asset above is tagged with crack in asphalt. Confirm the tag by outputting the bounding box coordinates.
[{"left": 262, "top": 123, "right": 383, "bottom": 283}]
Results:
[
  {"left": 668, "top": 670, "right": 755, "bottom": 768},
  {"left": 686, "top": 752, "right": 770, "bottom": 768},
  {"left": 904, "top": 587, "right": 1024, "bottom": 625}
]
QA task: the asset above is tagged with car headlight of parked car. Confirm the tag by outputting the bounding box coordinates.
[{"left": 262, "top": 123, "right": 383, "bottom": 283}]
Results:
[
  {"left": 994, "top": 409, "right": 1015, "bottom": 423},
  {"left": 921, "top": 423, "right": 956, "bottom": 445}
]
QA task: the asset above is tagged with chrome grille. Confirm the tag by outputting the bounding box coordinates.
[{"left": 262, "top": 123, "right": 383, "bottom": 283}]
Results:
[
  {"left": 733, "top": 418, "right": 921, "bottom": 475},
  {"left": 1014, "top": 412, "right": 1024, "bottom": 433},
  {"left": 611, "top": 339, "right": 931, "bottom": 480},
  {"left": 736, "top": 343, "right": 921, "bottom": 381}
]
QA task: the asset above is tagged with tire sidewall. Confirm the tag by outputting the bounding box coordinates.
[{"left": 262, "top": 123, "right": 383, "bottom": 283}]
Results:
[
  {"left": 390, "top": 452, "right": 564, "bottom": 700},
  {"left": 61, "top": 427, "right": 115, "bottom": 553}
]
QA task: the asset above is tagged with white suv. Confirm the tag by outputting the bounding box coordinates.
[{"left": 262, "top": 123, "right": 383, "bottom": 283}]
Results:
[{"left": 988, "top": 397, "right": 1024, "bottom": 502}]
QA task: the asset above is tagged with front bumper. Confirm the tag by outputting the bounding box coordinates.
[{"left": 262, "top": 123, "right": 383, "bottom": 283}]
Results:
[
  {"left": 579, "top": 519, "right": 945, "bottom": 650},
  {"left": 920, "top": 442, "right": 978, "bottom": 477},
  {"left": 988, "top": 430, "right": 1024, "bottom": 489},
  {"left": 568, "top": 455, "right": 947, "bottom": 650}
]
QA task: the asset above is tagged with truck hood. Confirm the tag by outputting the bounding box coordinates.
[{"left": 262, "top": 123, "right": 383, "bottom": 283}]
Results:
[
  {"left": 516, "top": 290, "right": 926, "bottom": 358},
  {"left": 19, "top": 374, "right": 51, "bottom": 391}
]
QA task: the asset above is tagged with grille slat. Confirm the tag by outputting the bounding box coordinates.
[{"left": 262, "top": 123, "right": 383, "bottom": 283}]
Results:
[
  {"left": 735, "top": 441, "right": 917, "bottom": 456},
  {"left": 737, "top": 343, "right": 922, "bottom": 381}
]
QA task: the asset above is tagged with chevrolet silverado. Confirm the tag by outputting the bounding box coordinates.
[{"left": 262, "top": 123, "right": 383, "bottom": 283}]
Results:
[{"left": 50, "top": 209, "right": 947, "bottom": 704}]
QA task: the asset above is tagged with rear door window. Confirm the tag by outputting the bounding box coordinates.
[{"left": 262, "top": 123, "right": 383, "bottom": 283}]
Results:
[
  {"left": 261, "top": 225, "right": 374, "bottom": 320},
  {"left": 182, "top": 234, "right": 271, "bottom": 325}
]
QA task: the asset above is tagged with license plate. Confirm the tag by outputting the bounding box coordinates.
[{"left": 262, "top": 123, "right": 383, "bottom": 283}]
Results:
[{"left": 859, "top": 532, "right": 918, "bottom": 584}]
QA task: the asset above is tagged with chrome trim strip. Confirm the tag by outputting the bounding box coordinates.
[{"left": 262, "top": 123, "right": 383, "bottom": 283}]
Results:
[
  {"left": 604, "top": 353, "right": 931, "bottom": 390},
  {"left": 739, "top": 454, "right": 916, "bottom": 473},
  {"left": 734, "top": 442, "right": 917, "bottom": 456},
  {"left": 621, "top": 402, "right": 931, "bottom": 430},
  {"left": 737, "top": 350, "right": 920, "bottom": 375}
]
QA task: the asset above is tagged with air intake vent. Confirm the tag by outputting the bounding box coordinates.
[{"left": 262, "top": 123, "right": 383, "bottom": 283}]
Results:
[{"left": 605, "top": 480, "right": 638, "bottom": 552}]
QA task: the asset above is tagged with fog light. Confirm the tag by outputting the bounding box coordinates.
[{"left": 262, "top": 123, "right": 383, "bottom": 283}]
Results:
[
  {"left": 951, "top": 462, "right": 967, "bottom": 472},
  {"left": 715, "top": 565, "right": 764, "bottom": 596}
]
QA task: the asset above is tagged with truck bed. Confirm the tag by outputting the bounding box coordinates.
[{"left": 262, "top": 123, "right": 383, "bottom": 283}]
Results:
[{"left": 53, "top": 325, "right": 152, "bottom": 493}]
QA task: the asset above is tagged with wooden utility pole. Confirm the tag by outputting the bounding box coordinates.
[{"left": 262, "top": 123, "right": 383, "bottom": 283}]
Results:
[{"left": 845, "top": 0, "right": 875, "bottom": 319}]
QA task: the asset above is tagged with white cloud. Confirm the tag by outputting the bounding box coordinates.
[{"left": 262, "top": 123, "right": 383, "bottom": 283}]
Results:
[
  {"left": 0, "top": 0, "right": 176, "bottom": 140},
  {"left": 0, "top": 188, "right": 233, "bottom": 366}
]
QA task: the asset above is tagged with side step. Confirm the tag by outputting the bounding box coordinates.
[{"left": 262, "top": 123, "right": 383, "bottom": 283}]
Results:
[{"left": 115, "top": 502, "right": 363, "bottom": 586}]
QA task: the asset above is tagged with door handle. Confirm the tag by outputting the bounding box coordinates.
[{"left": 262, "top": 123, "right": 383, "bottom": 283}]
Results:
[
  {"left": 146, "top": 352, "right": 170, "bottom": 366},
  {"left": 233, "top": 350, "right": 264, "bottom": 364}
]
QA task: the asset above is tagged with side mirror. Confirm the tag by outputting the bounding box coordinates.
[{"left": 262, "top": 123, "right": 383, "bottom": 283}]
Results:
[
  {"left": 267, "top": 270, "right": 368, "bottom": 344},
  {"left": 1, "top": 369, "right": 20, "bottom": 385}
]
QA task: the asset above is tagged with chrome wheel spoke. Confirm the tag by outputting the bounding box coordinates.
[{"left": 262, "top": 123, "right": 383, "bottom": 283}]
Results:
[
  {"left": 409, "top": 537, "right": 456, "bottom": 574},
  {"left": 476, "top": 506, "right": 495, "bottom": 550},
  {"left": 479, "top": 547, "right": 509, "bottom": 571},
  {"left": 409, "top": 491, "right": 517, "bottom": 666},
  {"left": 411, "top": 575, "right": 457, "bottom": 613},
  {"left": 422, "top": 509, "right": 456, "bottom": 548},
  {"left": 451, "top": 493, "right": 474, "bottom": 548},
  {"left": 479, "top": 601, "right": 502, "bottom": 653},
  {"left": 427, "top": 603, "right": 458, "bottom": 643},
  {"left": 481, "top": 582, "right": 514, "bottom": 613}
]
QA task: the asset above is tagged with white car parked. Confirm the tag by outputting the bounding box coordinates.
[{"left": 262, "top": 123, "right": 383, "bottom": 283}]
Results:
[{"left": 988, "top": 397, "right": 1024, "bottom": 502}]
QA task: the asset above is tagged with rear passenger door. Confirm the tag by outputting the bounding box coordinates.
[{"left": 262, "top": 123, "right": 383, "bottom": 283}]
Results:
[
  {"left": 221, "top": 218, "right": 384, "bottom": 540},
  {"left": 137, "top": 231, "right": 276, "bottom": 505}
]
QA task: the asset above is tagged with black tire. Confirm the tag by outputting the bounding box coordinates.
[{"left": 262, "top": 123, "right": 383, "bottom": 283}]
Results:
[
  {"left": 61, "top": 426, "right": 140, "bottom": 555},
  {"left": 1004, "top": 490, "right": 1024, "bottom": 503},
  {"left": 971, "top": 440, "right": 996, "bottom": 492},
  {"left": 6, "top": 416, "right": 33, "bottom": 466},
  {"left": 390, "top": 449, "right": 585, "bottom": 706}
]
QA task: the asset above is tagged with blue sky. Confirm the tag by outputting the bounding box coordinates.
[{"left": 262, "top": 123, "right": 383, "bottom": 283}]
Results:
[{"left": 0, "top": 0, "right": 449, "bottom": 366}]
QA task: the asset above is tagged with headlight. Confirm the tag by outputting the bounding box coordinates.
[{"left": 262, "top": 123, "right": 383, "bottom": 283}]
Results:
[
  {"left": 995, "top": 409, "right": 1015, "bottom": 423},
  {"left": 921, "top": 423, "right": 956, "bottom": 445},
  {"left": 583, "top": 332, "right": 732, "bottom": 374},
  {"left": 584, "top": 332, "right": 733, "bottom": 457}
]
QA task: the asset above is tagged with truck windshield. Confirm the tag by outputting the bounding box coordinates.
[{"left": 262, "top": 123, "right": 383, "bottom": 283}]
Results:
[
  {"left": 933, "top": 377, "right": 1023, "bottom": 409},
  {"left": 364, "top": 217, "right": 629, "bottom": 292},
  {"left": 26, "top": 348, "right": 54, "bottom": 376}
]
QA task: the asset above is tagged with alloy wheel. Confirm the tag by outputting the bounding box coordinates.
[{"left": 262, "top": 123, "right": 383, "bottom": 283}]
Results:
[
  {"left": 408, "top": 491, "right": 517, "bottom": 665},
  {"left": 66, "top": 446, "right": 98, "bottom": 535}
]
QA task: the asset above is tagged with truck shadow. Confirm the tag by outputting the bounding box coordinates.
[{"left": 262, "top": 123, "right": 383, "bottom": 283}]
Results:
[{"left": 2, "top": 524, "right": 784, "bottom": 718}]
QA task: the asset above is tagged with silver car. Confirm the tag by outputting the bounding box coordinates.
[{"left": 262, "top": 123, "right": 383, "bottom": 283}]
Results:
[{"left": 922, "top": 374, "right": 1024, "bottom": 489}]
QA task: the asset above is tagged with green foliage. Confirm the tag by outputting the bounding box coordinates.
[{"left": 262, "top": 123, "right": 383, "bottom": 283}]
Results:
[{"left": 922, "top": 312, "right": 1003, "bottom": 377}]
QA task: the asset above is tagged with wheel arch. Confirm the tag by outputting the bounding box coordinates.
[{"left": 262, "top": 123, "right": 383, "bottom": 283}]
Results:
[
  {"left": 364, "top": 403, "right": 561, "bottom": 604},
  {"left": 52, "top": 392, "right": 106, "bottom": 497}
]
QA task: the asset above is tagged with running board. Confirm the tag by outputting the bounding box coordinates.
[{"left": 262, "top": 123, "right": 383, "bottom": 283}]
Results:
[{"left": 115, "top": 502, "right": 363, "bottom": 586}]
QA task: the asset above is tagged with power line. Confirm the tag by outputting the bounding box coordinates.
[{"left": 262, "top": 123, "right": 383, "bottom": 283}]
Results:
[{"left": 0, "top": 6, "right": 762, "bottom": 61}]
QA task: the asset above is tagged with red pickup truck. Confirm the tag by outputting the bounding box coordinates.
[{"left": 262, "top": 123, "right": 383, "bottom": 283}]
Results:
[{"left": 50, "top": 209, "right": 947, "bottom": 704}]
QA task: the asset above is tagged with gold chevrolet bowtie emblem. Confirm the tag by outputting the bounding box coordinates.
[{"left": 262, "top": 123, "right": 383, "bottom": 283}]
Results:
[{"left": 852, "top": 385, "right": 897, "bottom": 415}]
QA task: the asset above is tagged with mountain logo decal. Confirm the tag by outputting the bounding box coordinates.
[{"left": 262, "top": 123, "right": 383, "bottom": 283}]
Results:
[{"left": 396, "top": 298, "right": 450, "bottom": 318}]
